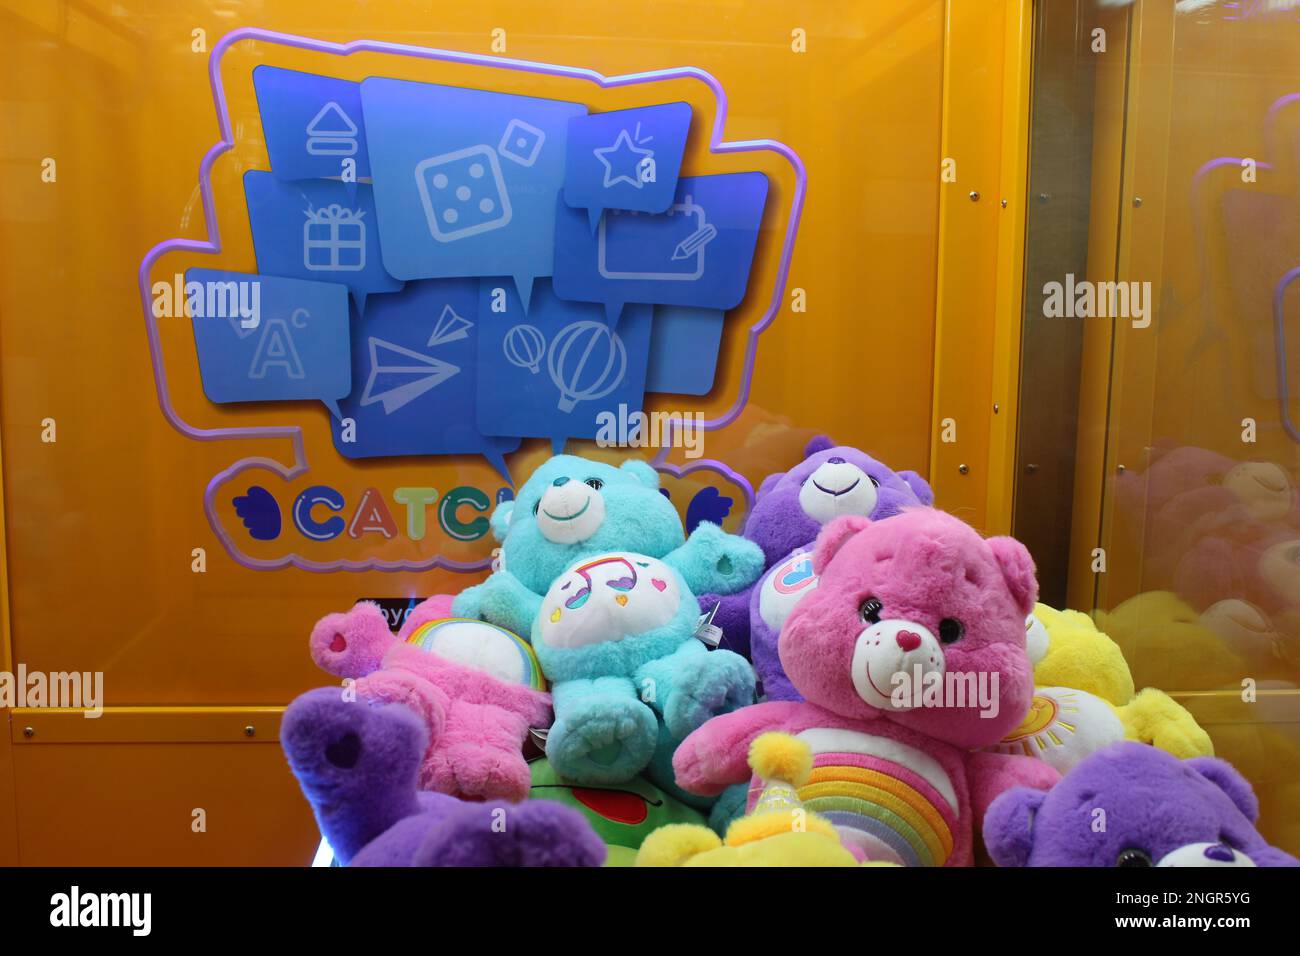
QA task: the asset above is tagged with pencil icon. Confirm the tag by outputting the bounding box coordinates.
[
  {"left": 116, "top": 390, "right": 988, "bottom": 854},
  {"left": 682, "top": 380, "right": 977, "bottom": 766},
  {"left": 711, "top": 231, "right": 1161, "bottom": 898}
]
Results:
[{"left": 672, "top": 223, "right": 717, "bottom": 261}]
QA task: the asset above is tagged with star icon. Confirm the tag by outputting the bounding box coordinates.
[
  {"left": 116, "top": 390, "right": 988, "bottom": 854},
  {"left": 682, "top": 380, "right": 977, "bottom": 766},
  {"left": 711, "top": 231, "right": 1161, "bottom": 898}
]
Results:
[{"left": 593, "top": 127, "right": 654, "bottom": 189}]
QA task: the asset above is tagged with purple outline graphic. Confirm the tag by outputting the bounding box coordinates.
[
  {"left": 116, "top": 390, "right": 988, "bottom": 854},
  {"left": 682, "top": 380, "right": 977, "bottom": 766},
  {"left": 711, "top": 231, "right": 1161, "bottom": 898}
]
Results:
[{"left": 137, "top": 28, "right": 805, "bottom": 572}]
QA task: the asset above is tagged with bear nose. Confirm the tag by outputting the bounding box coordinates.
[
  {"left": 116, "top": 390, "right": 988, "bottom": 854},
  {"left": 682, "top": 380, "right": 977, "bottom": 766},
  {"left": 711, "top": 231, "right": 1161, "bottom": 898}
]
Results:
[
  {"left": 1203, "top": 844, "right": 1235, "bottom": 863},
  {"left": 552, "top": 476, "right": 570, "bottom": 487},
  {"left": 828, "top": 456, "right": 845, "bottom": 464},
  {"left": 896, "top": 630, "right": 922, "bottom": 652}
]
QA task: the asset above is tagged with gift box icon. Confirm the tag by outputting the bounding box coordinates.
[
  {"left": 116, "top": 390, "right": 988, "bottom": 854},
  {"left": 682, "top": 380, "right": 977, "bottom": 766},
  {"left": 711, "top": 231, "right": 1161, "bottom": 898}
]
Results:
[{"left": 303, "top": 204, "right": 366, "bottom": 271}]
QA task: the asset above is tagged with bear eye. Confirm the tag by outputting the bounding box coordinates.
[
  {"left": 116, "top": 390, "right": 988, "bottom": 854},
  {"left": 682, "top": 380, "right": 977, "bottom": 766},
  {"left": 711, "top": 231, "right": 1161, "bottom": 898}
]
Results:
[
  {"left": 532, "top": 501, "right": 540, "bottom": 516},
  {"left": 1115, "top": 847, "right": 1152, "bottom": 867},
  {"left": 938, "top": 618, "right": 964, "bottom": 644},
  {"left": 860, "top": 598, "right": 883, "bottom": 624},
  {"left": 868, "top": 475, "right": 880, "bottom": 488},
  {"left": 585, "top": 478, "right": 604, "bottom": 490}
]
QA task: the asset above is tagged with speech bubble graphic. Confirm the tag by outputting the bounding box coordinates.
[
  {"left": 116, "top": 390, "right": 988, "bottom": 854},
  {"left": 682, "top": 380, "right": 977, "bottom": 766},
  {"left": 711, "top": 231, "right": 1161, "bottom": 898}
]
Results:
[
  {"left": 553, "top": 172, "right": 768, "bottom": 324},
  {"left": 330, "top": 278, "right": 519, "bottom": 479},
  {"left": 475, "top": 278, "right": 651, "bottom": 447},
  {"left": 361, "top": 78, "right": 586, "bottom": 310},
  {"left": 244, "top": 172, "right": 403, "bottom": 314},
  {"left": 253, "top": 66, "right": 371, "bottom": 183},
  {"left": 187, "top": 268, "right": 351, "bottom": 405},
  {"left": 139, "top": 29, "right": 804, "bottom": 575},
  {"left": 564, "top": 102, "right": 691, "bottom": 233},
  {"left": 646, "top": 304, "right": 725, "bottom": 395}
]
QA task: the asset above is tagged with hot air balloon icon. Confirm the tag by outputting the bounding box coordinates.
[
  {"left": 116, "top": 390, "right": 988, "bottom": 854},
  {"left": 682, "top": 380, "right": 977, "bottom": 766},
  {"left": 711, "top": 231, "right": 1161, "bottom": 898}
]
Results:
[
  {"left": 546, "top": 320, "right": 627, "bottom": 413},
  {"left": 502, "top": 323, "right": 546, "bottom": 374}
]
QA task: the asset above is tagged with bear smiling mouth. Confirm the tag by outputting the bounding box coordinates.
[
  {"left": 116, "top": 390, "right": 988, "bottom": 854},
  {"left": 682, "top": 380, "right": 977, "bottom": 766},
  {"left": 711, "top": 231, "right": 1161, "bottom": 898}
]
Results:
[
  {"left": 864, "top": 665, "right": 895, "bottom": 704},
  {"left": 542, "top": 499, "right": 592, "bottom": 522},
  {"left": 813, "top": 478, "right": 860, "bottom": 497}
]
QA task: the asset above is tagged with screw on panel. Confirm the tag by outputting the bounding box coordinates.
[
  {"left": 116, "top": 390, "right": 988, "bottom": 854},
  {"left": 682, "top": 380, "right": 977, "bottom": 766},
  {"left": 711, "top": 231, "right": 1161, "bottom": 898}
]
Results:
[
  {"left": 993, "top": 403, "right": 1000, "bottom": 413},
  {"left": 968, "top": 191, "right": 980, "bottom": 202},
  {"left": 1117, "top": 464, "right": 1127, "bottom": 474},
  {"left": 1132, "top": 197, "right": 1143, "bottom": 207},
  {"left": 958, "top": 464, "right": 970, "bottom": 475},
  {"left": 23, "top": 726, "right": 34, "bottom": 738},
  {"left": 244, "top": 725, "right": 256, "bottom": 738},
  {"left": 1026, "top": 463, "right": 1039, "bottom": 474},
  {"left": 1000, "top": 199, "right": 1007, "bottom": 208}
]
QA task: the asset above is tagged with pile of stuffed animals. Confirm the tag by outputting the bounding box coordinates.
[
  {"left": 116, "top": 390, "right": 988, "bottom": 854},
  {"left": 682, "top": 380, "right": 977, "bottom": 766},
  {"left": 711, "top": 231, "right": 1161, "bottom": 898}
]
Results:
[{"left": 281, "top": 440, "right": 1298, "bottom": 867}]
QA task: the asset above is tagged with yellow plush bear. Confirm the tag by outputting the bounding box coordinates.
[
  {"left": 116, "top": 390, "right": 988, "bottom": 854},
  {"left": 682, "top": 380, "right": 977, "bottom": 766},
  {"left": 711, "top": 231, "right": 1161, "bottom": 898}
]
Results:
[
  {"left": 1094, "top": 590, "right": 1250, "bottom": 691},
  {"left": 986, "top": 604, "right": 1213, "bottom": 772},
  {"left": 636, "top": 733, "right": 875, "bottom": 867}
]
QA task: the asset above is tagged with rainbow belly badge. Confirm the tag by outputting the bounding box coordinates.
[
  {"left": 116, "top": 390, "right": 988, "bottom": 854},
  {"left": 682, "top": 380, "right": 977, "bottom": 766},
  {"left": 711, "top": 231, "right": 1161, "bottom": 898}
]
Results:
[
  {"left": 406, "top": 618, "right": 546, "bottom": 691},
  {"left": 785, "top": 728, "right": 960, "bottom": 867},
  {"left": 756, "top": 549, "right": 820, "bottom": 635}
]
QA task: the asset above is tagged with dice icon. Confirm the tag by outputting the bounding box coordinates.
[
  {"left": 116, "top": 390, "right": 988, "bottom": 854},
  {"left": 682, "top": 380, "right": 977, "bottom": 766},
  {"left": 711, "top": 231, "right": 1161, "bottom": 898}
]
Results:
[
  {"left": 414, "top": 145, "right": 513, "bottom": 243},
  {"left": 498, "top": 118, "right": 546, "bottom": 167}
]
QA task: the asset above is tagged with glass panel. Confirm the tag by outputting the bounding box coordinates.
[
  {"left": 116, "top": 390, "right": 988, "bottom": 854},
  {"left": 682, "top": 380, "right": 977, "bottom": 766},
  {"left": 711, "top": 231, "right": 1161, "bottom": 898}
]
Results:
[{"left": 1079, "top": 0, "right": 1300, "bottom": 852}]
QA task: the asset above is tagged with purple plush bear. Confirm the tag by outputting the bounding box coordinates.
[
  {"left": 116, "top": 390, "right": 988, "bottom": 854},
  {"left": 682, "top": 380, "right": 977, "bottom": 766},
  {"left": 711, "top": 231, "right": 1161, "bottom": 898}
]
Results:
[
  {"left": 281, "top": 687, "right": 606, "bottom": 867},
  {"left": 701, "top": 437, "right": 932, "bottom": 699},
  {"left": 984, "top": 741, "right": 1298, "bottom": 867}
]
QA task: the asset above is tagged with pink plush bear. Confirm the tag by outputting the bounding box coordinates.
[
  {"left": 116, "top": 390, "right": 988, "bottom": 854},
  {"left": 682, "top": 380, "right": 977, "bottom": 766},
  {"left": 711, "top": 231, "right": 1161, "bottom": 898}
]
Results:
[
  {"left": 673, "top": 508, "right": 1060, "bottom": 866},
  {"left": 310, "top": 598, "right": 551, "bottom": 803}
]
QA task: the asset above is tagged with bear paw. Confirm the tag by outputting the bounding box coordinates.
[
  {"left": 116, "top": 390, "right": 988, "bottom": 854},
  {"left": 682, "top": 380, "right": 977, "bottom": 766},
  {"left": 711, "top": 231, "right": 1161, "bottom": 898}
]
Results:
[
  {"left": 546, "top": 695, "right": 657, "bottom": 786},
  {"left": 449, "top": 582, "right": 490, "bottom": 623},
  {"left": 411, "top": 800, "right": 605, "bottom": 867},
  {"left": 662, "top": 651, "right": 756, "bottom": 740},
  {"left": 424, "top": 741, "right": 532, "bottom": 804},
  {"left": 309, "top": 602, "right": 397, "bottom": 678}
]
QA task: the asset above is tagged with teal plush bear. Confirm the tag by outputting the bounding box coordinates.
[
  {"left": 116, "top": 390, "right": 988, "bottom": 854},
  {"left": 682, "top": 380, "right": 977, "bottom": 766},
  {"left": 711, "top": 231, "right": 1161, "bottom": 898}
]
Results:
[
  {"left": 533, "top": 550, "right": 756, "bottom": 785},
  {"left": 451, "top": 455, "right": 766, "bottom": 636}
]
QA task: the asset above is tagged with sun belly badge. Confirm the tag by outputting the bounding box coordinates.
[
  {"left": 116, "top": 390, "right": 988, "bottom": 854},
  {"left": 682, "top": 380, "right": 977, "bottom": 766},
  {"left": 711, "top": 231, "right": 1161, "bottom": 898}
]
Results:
[{"left": 986, "top": 686, "right": 1126, "bottom": 774}]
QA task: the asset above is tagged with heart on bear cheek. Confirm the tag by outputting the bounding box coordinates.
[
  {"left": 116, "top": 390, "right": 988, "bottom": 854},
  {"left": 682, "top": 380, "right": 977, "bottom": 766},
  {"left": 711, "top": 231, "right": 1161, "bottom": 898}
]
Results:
[{"left": 651, "top": 578, "right": 667, "bottom": 592}]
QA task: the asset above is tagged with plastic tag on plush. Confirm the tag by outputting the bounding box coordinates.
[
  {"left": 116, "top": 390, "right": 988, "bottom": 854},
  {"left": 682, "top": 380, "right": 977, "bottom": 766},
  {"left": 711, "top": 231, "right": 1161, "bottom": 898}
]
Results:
[{"left": 694, "top": 604, "right": 723, "bottom": 648}]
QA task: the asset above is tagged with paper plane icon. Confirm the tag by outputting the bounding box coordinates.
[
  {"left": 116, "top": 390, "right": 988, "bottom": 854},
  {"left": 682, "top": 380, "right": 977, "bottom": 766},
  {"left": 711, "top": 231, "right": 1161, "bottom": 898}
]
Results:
[
  {"left": 360, "top": 338, "right": 459, "bottom": 414},
  {"left": 427, "top": 304, "right": 473, "bottom": 347}
]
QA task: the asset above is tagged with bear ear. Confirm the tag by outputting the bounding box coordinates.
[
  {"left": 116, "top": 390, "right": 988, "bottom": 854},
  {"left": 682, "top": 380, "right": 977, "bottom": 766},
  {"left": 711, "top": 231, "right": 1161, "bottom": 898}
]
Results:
[
  {"left": 620, "top": 459, "right": 660, "bottom": 490},
  {"left": 986, "top": 536, "right": 1038, "bottom": 617},
  {"left": 755, "top": 471, "right": 784, "bottom": 501},
  {"left": 896, "top": 469, "right": 935, "bottom": 506},
  {"left": 489, "top": 500, "right": 515, "bottom": 543},
  {"left": 1187, "top": 757, "right": 1260, "bottom": 822},
  {"left": 983, "top": 787, "right": 1047, "bottom": 868},
  {"left": 804, "top": 435, "right": 836, "bottom": 458},
  {"left": 812, "top": 515, "right": 872, "bottom": 574}
]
